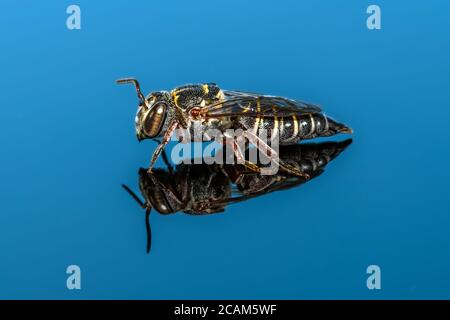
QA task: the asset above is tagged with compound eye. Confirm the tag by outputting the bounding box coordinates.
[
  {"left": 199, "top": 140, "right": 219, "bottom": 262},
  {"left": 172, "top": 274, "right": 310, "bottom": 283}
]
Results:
[
  {"left": 143, "top": 103, "right": 166, "bottom": 137},
  {"left": 154, "top": 103, "right": 165, "bottom": 116}
]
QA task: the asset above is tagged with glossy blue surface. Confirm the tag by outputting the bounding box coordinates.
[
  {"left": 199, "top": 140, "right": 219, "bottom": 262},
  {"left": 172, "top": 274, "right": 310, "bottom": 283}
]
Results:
[{"left": 1, "top": 0, "right": 449, "bottom": 299}]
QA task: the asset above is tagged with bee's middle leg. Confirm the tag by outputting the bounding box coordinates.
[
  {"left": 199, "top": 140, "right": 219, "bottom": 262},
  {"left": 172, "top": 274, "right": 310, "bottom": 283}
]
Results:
[
  {"left": 243, "top": 130, "right": 310, "bottom": 179},
  {"left": 227, "top": 138, "right": 261, "bottom": 174}
]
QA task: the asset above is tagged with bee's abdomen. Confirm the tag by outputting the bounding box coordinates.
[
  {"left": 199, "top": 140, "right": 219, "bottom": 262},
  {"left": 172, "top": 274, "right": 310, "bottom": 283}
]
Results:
[
  {"left": 240, "top": 113, "right": 352, "bottom": 144},
  {"left": 280, "top": 113, "right": 351, "bottom": 143},
  {"left": 284, "top": 113, "right": 324, "bottom": 142}
]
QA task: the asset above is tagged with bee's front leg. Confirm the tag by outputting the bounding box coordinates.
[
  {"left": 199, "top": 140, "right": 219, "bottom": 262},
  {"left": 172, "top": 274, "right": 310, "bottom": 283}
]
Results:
[
  {"left": 152, "top": 139, "right": 173, "bottom": 173},
  {"left": 148, "top": 122, "right": 179, "bottom": 173}
]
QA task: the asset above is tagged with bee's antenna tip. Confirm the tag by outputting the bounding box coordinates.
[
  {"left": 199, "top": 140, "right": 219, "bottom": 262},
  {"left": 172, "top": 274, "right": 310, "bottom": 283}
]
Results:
[
  {"left": 116, "top": 78, "right": 147, "bottom": 105},
  {"left": 116, "top": 78, "right": 131, "bottom": 84}
]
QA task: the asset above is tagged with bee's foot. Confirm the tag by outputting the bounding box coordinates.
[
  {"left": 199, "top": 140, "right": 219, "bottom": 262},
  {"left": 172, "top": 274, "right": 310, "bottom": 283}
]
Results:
[{"left": 243, "top": 161, "right": 261, "bottom": 173}]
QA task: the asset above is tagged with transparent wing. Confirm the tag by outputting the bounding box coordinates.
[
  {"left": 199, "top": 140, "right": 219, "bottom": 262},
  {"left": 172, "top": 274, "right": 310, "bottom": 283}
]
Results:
[{"left": 205, "top": 90, "right": 322, "bottom": 118}]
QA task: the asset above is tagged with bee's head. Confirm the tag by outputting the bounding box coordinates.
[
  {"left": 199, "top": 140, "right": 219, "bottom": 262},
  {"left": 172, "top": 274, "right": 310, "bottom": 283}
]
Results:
[
  {"left": 135, "top": 92, "right": 171, "bottom": 141},
  {"left": 117, "top": 78, "right": 171, "bottom": 141}
]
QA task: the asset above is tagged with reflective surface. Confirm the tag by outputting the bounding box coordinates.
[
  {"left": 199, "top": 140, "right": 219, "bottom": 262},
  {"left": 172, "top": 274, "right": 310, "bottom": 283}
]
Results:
[
  {"left": 124, "top": 140, "right": 352, "bottom": 252},
  {"left": 1, "top": 1, "right": 450, "bottom": 299}
]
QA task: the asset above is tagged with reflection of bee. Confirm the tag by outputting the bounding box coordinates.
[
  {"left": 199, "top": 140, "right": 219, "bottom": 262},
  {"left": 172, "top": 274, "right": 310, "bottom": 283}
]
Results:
[
  {"left": 122, "top": 139, "right": 351, "bottom": 252},
  {"left": 117, "top": 78, "right": 352, "bottom": 178}
]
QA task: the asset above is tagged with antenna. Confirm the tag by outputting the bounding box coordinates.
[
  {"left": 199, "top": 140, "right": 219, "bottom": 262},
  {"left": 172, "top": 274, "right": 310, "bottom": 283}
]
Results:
[
  {"left": 116, "top": 78, "right": 148, "bottom": 107},
  {"left": 145, "top": 207, "right": 152, "bottom": 253},
  {"left": 122, "top": 184, "right": 145, "bottom": 208},
  {"left": 122, "top": 184, "right": 153, "bottom": 254}
]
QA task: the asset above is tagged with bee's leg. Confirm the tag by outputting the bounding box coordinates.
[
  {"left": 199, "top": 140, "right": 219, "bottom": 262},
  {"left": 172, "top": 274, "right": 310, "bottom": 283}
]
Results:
[
  {"left": 230, "top": 140, "right": 261, "bottom": 174},
  {"left": 243, "top": 130, "right": 310, "bottom": 179},
  {"left": 161, "top": 149, "right": 173, "bottom": 174},
  {"left": 148, "top": 122, "right": 178, "bottom": 172},
  {"left": 277, "top": 159, "right": 310, "bottom": 179},
  {"left": 152, "top": 139, "right": 173, "bottom": 173}
]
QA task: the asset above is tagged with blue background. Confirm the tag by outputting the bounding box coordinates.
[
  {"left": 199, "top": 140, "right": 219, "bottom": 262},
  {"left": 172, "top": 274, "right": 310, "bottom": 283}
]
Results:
[{"left": 1, "top": 0, "right": 449, "bottom": 299}]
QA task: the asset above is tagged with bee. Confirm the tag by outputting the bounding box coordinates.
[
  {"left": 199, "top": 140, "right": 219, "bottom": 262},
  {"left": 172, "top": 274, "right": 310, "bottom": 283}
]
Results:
[
  {"left": 122, "top": 139, "right": 352, "bottom": 252},
  {"left": 117, "top": 78, "right": 352, "bottom": 178}
]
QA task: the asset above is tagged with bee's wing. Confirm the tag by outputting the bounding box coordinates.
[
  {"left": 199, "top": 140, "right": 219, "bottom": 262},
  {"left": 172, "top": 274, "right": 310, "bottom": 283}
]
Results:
[
  {"left": 211, "top": 175, "right": 305, "bottom": 207},
  {"left": 205, "top": 90, "right": 322, "bottom": 118}
]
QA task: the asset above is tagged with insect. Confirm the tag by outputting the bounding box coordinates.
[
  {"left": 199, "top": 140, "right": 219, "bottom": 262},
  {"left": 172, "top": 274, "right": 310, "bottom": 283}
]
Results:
[
  {"left": 117, "top": 78, "right": 352, "bottom": 178},
  {"left": 122, "top": 139, "right": 352, "bottom": 252}
]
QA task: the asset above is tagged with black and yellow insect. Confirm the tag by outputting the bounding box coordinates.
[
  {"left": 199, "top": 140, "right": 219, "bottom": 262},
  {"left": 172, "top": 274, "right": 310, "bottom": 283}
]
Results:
[{"left": 117, "top": 78, "right": 352, "bottom": 178}]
